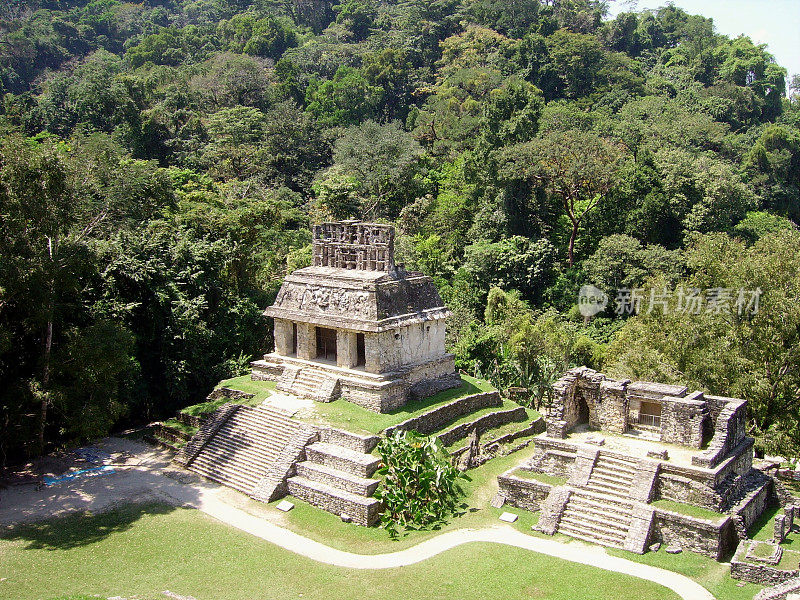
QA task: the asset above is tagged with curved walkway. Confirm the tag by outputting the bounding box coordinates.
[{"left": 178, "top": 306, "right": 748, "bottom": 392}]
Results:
[{"left": 160, "top": 482, "right": 716, "bottom": 600}]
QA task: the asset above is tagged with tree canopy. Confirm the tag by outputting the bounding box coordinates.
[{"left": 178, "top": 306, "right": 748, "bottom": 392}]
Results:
[{"left": 0, "top": 0, "right": 797, "bottom": 464}]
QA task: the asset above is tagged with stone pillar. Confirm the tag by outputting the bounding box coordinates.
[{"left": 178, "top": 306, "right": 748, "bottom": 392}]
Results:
[
  {"left": 775, "top": 514, "right": 787, "bottom": 543},
  {"left": 296, "top": 322, "right": 315, "bottom": 360},
  {"left": 274, "top": 319, "right": 293, "bottom": 356},
  {"left": 364, "top": 333, "right": 381, "bottom": 374},
  {"left": 337, "top": 330, "right": 358, "bottom": 369}
]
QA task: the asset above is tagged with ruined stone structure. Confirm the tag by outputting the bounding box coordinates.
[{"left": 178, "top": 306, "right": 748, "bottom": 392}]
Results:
[
  {"left": 544, "top": 367, "right": 748, "bottom": 456},
  {"left": 251, "top": 220, "right": 461, "bottom": 412},
  {"left": 498, "top": 367, "right": 772, "bottom": 559}
]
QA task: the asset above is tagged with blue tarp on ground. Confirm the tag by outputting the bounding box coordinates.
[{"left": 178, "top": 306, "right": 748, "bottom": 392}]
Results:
[{"left": 43, "top": 465, "right": 115, "bottom": 486}]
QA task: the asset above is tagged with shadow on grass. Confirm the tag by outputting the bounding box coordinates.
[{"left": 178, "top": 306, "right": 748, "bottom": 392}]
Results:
[
  {"left": 0, "top": 501, "right": 177, "bottom": 550},
  {"left": 747, "top": 504, "right": 782, "bottom": 541}
]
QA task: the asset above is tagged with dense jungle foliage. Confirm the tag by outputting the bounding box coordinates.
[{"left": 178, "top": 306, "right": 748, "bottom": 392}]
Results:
[{"left": 0, "top": 0, "right": 798, "bottom": 466}]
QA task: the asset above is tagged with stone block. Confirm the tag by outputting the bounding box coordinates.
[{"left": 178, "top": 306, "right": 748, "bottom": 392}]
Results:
[
  {"left": 776, "top": 515, "right": 788, "bottom": 543},
  {"left": 499, "top": 512, "right": 518, "bottom": 523}
]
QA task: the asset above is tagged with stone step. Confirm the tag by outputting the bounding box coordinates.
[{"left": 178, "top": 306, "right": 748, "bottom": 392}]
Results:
[
  {"left": 562, "top": 505, "right": 630, "bottom": 529},
  {"left": 305, "top": 442, "right": 380, "bottom": 478},
  {"left": 221, "top": 416, "right": 299, "bottom": 439},
  {"left": 287, "top": 476, "right": 382, "bottom": 526},
  {"left": 185, "top": 404, "right": 303, "bottom": 497},
  {"left": 296, "top": 370, "right": 329, "bottom": 385},
  {"left": 190, "top": 455, "right": 264, "bottom": 482},
  {"left": 568, "top": 493, "right": 633, "bottom": 516},
  {"left": 560, "top": 512, "right": 629, "bottom": 539},
  {"left": 189, "top": 460, "right": 260, "bottom": 494},
  {"left": 557, "top": 521, "right": 626, "bottom": 548},
  {"left": 189, "top": 447, "right": 269, "bottom": 473},
  {"left": 319, "top": 428, "right": 380, "bottom": 454},
  {"left": 216, "top": 412, "right": 292, "bottom": 433},
  {"left": 296, "top": 462, "right": 380, "bottom": 497},
  {"left": 595, "top": 455, "right": 639, "bottom": 472},
  {"left": 590, "top": 465, "right": 636, "bottom": 484},
  {"left": 563, "top": 501, "right": 631, "bottom": 526},
  {"left": 206, "top": 424, "right": 287, "bottom": 450},
  {"left": 190, "top": 440, "right": 278, "bottom": 469},
  {"left": 587, "top": 474, "right": 631, "bottom": 491},
  {"left": 584, "top": 480, "right": 631, "bottom": 498},
  {"left": 190, "top": 470, "right": 254, "bottom": 495}
]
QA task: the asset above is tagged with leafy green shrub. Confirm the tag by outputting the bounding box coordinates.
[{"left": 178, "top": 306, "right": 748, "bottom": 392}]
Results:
[{"left": 374, "top": 430, "right": 467, "bottom": 538}]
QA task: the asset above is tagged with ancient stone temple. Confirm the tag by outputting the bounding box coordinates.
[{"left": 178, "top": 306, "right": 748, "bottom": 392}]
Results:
[
  {"left": 498, "top": 367, "right": 772, "bottom": 559},
  {"left": 251, "top": 220, "right": 461, "bottom": 412}
]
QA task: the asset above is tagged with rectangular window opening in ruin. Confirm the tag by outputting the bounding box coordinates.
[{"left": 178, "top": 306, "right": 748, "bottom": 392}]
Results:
[
  {"left": 636, "top": 401, "right": 662, "bottom": 428},
  {"left": 316, "top": 327, "right": 337, "bottom": 362}
]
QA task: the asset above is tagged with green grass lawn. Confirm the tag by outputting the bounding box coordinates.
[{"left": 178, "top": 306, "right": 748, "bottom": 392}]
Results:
[
  {"left": 606, "top": 545, "right": 762, "bottom": 600},
  {"left": 439, "top": 398, "right": 527, "bottom": 432},
  {"left": 651, "top": 499, "right": 726, "bottom": 522},
  {"left": 0, "top": 501, "right": 682, "bottom": 600},
  {"left": 294, "top": 374, "right": 497, "bottom": 434},
  {"left": 510, "top": 469, "right": 568, "bottom": 486},
  {"left": 160, "top": 418, "right": 197, "bottom": 436},
  {"left": 180, "top": 376, "right": 276, "bottom": 417}
]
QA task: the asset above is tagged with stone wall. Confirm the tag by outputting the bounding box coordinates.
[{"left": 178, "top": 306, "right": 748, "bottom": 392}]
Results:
[
  {"left": 545, "top": 368, "right": 749, "bottom": 458},
  {"left": 525, "top": 437, "right": 579, "bottom": 479},
  {"left": 313, "top": 221, "right": 394, "bottom": 272},
  {"left": 596, "top": 378, "right": 628, "bottom": 433},
  {"left": 655, "top": 446, "right": 754, "bottom": 511},
  {"left": 731, "top": 541, "right": 800, "bottom": 586},
  {"left": 251, "top": 427, "right": 319, "bottom": 502},
  {"left": 250, "top": 360, "right": 282, "bottom": 381},
  {"left": 176, "top": 411, "right": 204, "bottom": 428},
  {"left": 274, "top": 318, "right": 294, "bottom": 356},
  {"left": 651, "top": 508, "right": 734, "bottom": 560},
  {"left": 498, "top": 470, "right": 553, "bottom": 512},
  {"left": 450, "top": 417, "right": 545, "bottom": 460},
  {"left": 404, "top": 355, "right": 460, "bottom": 400},
  {"left": 754, "top": 576, "right": 800, "bottom": 600},
  {"left": 660, "top": 395, "right": 707, "bottom": 448},
  {"left": 546, "top": 367, "right": 630, "bottom": 438},
  {"left": 173, "top": 403, "right": 241, "bottom": 466},
  {"left": 436, "top": 406, "right": 528, "bottom": 447},
  {"left": 383, "top": 391, "right": 502, "bottom": 437},
  {"left": 729, "top": 472, "right": 774, "bottom": 533},
  {"left": 341, "top": 380, "right": 407, "bottom": 413},
  {"left": 367, "top": 320, "right": 447, "bottom": 373},
  {"left": 693, "top": 397, "right": 748, "bottom": 468}
]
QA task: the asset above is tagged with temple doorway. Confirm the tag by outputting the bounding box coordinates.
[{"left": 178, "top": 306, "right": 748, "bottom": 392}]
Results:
[
  {"left": 356, "top": 333, "right": 366, "bottom": 367},
  {"left": 316, "top": 327, "right": 337, "bottom": 361}
]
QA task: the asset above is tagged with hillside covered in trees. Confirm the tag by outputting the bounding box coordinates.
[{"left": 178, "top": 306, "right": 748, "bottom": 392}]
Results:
[{"left": 0, "top": 0, "right": 798, "bottom": 467}]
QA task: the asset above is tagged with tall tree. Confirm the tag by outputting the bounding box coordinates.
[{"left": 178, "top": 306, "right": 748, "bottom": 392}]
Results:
[{"left": 500, "top": 129, "right": 629, "bottom": 266}]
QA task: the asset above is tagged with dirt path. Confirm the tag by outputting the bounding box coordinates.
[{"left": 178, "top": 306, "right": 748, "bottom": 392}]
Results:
[{"left": 1, "top": 437, "right": 715, "bottom": 600}]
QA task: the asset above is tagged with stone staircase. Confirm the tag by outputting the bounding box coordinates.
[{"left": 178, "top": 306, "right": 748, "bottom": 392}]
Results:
[
  {"left": 583, "top": 453, "right": 638, "bottom": 498},
  {"left": 287, "top": 428, "right": 383, "bottom": 526},
  {"left": 278, "top": 367, "right": 340, "bottom": 402},
  {"left": 548, "top": 452, "right": 654, "bottom": 553},
  {"left": 186, "top": 404, "right": 308, "bottom": 496},
  {"left": 558, "top": 492, "right": 634, "bottom": 549}
]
